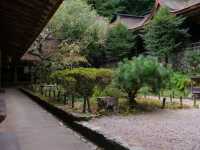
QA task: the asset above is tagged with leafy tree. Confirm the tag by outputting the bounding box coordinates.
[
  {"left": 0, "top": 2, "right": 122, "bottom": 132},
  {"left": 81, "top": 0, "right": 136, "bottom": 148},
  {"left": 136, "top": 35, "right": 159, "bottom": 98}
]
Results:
[
  {"left": 50, "top": 41, "right": 89, "bottom": 69},
  {"left": 83, "top": 20, "right": 108, "bottom": 67},
  {"left": 144, "top": 7, "right": 189, "bottom": 64},
  {"left": 105, "top": 23, "right": 136, "bottom": 62},
  {"left": 49, "top": 0, "right": 108, "bottom": 43},
  {"left": 114, "top": 56, "right": 170, "bottom": 108},
  {"left": 48, "top": 0, "right": 108, "bottom": 67}
]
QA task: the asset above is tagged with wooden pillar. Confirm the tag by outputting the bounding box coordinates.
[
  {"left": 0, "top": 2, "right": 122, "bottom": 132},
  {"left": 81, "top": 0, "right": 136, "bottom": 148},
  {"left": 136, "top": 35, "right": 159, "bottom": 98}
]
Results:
[
  {"left": 14, "top": 66, "right": 18, "bottom": 85},
  {"left": 0, "top": 49, "right": 1, "bottom": 88}
]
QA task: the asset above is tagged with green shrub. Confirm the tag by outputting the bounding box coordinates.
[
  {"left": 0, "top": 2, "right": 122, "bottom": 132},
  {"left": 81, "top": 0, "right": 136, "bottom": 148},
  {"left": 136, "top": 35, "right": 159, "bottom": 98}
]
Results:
[
  {"left": 51, "top": 68, "right": 113, "bottom": 112},
  {"left": 184, "top": 50, "right": 200, "bottom": 74},
  {"left": 93, "top": 84, "right": 126, "bottom": 98},
  {"left": 169, "top": 72, "right": 191, "bottom": 96},
  {"left": 114, "top": 56, "right": 170, "bottom": 108}
]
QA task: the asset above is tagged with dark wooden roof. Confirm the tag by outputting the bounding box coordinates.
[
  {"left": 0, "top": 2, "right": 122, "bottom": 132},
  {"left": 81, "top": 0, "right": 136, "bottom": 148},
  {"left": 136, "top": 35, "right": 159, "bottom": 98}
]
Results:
[
  {"left": 112, "top": 0, "right": 200, "bottom": 31},
  {"left": 0, "top": 0, "right": 63, "bottom": 61},
  {"left": 113, "top": 14, "right": 150, "bottom": 30},
  {"left": 158, "top": 0, "right": 200, "bottom": 12}
]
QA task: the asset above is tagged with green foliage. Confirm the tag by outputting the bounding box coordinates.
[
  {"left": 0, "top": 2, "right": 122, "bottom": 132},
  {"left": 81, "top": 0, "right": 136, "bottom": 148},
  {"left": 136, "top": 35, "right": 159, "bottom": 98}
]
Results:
[
  {"left": 105, "top": 23, "right": 136, "bottom": 62},
  {"left": 50, "top": 41, "right": 89, "bottom": 69},
  {"left": 34, "top": 59, "right": 56, "bottom": 83},
  {"left": 52, "top": 68, "right": 113, "bottom": 95},
  {"left": 169, "top": 72, "right": 191, "bottom": 93},
  {"left": 49, "top": 0, "right": 95, "bottom": 40},
  {"left": 48, "top": 0, "right": 108, "bottom": 67},
  {"left": 114, "top": 56, "right": 170, "bottom": 106},
  {"left": 83, "top": 22, "right": 108, "bottom": 67},
  {"left": 144, "top": 7, "right": 189, "bottom": 63},
  {"left": 85, "top": 0, "right": 124, "bottom": 18},
  {"left": 93, "top": 84, "right": 126, "bottom": 98},
  {"left": 49, "top": 0, "right": 108, "bottom": 43},
  {"left": 184, "top": 50, "right": 200, "bottom": 73},
  {"left": 51, "top": 68, "right": 113, "bottom": 112}
]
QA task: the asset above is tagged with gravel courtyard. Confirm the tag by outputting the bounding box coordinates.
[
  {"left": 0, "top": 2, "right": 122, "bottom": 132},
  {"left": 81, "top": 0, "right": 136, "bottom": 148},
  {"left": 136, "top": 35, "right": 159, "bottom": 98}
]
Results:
[{"left": 88, "top": 109, "right": 200, "bottom": 150}]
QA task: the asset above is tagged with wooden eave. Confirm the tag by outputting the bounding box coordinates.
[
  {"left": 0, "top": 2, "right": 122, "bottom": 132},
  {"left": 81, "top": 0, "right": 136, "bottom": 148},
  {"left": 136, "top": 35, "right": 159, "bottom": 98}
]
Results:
[
  {"left": 0, "top": 0, "right": 63, "bottom": 61},
  {"left": 127, "top": 0, "right": 200, "bottom": 31},
  {"left": 173, "top": 3, "right": 200, "bottom": 16}
]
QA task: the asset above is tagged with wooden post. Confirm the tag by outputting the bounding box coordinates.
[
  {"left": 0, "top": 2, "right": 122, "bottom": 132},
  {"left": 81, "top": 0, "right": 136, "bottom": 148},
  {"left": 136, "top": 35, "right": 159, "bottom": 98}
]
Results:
[
  {"left": 193, "top": 95, "right": 197, "bottom": 107},
  {"left": 170, "top": 94, "right": 173, "bottom": 104},
  {"left": 0, "top": 49, "right": 2, "bottom": 90},
  {"left": 14, "top": 66, "right": 17, "bottom": 85},
  {"left": 180, "top": 96, "right": 183, "bottom": 108},
  {"left": 40, "top": 86, "right": 43, "bottom": 95},
  {"left": 49, "top": 87, "right": 51, "bottom": 97},
  {"left": 172, "top": 91, "right": 175, "bottom": 98},
  {"left": 53, "top": 87, "right": 56, "bottom": 98},
  {"left": 83, "top": 97, "right": 87, "bottom": 113},
  {"left": 58, "top": 90, "right": 61, "bottom": 99},
  {"left": 158, "top": 92, "right": 161, "bottom": 100},
  {"left": 71, "top": 96, "right": 74, "bottom": 108},
  {"left": 63, "top": 95, "right": 67, "bottom": 104},
  {"left": 162, "top": 98, "right": 166, "bottom": 109},
  {"left": 87, "top": 98, "right": 91, "bottom": 113}
]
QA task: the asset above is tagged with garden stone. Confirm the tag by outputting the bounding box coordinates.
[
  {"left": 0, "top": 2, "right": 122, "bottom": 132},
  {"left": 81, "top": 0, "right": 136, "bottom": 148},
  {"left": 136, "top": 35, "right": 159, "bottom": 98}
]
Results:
[{"left": 97, "top": 97, "right": 118, "bottom": 112}]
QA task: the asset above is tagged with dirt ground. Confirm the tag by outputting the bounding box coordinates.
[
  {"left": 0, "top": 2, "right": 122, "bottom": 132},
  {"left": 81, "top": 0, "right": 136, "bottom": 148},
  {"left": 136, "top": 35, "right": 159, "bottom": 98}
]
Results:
[{"left": 88, "top": 109, "right": 200, "bottom": 150}]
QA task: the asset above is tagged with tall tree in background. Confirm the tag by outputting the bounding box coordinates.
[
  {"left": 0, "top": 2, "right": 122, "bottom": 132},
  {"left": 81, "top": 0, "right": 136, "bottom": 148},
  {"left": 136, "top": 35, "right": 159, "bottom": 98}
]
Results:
[
  {"left": 85, "top": 0, "right": 124, "bottom": 18},
  {"left": 48, "top": 0, "right": 108, "bottom": 43},
  {"left": 105, "top": 23, "right": 136, "bottom": 62},
  {"left": 144, "top": 7, "right": 189, "bottom": 64},
  {"left": 48, "top": 0, "right": 108, "bottom": 67},
  {"left": 86, "top": 0, "right": 154, "bottom": 18},
  {"left": 120, "top": 0, "right": 154, "bottom": 15}
]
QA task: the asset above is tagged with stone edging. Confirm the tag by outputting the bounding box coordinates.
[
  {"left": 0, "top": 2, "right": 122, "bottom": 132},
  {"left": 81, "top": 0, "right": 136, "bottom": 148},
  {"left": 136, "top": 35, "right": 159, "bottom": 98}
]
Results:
[
  {"left": 20, "top": 88, "right": 90, "bottom": 122},
  {"left": 20, "top": 88, "right": 140, "bottom": 150}
]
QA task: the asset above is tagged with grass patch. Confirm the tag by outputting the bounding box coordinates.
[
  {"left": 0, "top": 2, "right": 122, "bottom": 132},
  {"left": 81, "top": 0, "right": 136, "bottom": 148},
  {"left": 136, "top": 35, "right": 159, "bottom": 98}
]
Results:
[
  {"left": 118, "top": 98, "right": 191, "bottom": 115},
  {"left": 26, "top": 88, "right": 191, "bottom": 117}
]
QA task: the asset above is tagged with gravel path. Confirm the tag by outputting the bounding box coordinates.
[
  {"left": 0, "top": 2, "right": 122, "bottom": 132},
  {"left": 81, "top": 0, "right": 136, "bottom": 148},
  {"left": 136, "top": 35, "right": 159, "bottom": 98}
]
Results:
[
  {"left": 88, "top": 109, "right": 200, "bottom": 150},
  {"left": 0, "top": 89, "right": 97, "bottom": 150}
]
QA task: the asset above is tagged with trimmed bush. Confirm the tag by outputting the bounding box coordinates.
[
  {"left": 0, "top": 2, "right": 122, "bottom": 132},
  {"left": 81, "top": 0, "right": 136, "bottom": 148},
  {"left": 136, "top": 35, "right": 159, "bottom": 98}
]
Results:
[{"left": 51, "top": 68, "right": 113, "bottom": 112}]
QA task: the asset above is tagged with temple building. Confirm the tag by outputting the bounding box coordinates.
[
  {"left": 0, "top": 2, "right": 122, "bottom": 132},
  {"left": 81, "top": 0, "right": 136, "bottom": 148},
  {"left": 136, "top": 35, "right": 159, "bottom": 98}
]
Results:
[{"left": 113, "top": 0, "right": 200, "bottom": 44}]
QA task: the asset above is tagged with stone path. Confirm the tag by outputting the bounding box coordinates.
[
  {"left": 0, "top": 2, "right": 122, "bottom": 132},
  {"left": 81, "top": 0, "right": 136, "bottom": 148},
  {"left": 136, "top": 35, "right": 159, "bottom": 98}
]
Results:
[
  {"left": 88, "top": 108, "right": 200, "bottom": 150},
  {"left": 0, "top": 89, "right": 96, "bottom": 150}
]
